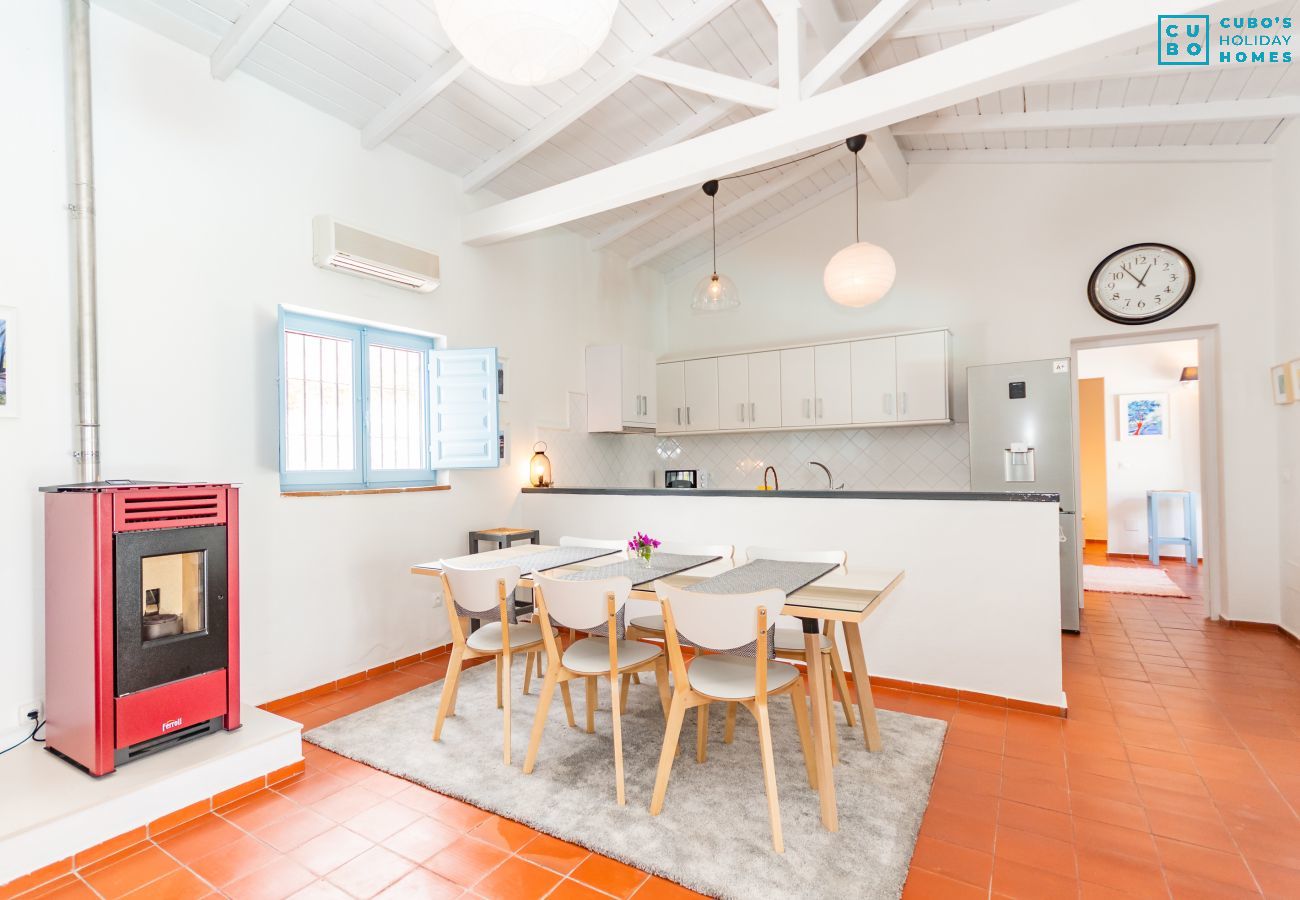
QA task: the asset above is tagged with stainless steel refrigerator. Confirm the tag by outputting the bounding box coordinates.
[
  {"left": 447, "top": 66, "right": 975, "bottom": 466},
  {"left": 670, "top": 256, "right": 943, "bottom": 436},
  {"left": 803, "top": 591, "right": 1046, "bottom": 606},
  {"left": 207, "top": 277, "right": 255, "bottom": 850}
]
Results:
[{"left": 968, "top": 359, "right": 1081, "bottom": 632}]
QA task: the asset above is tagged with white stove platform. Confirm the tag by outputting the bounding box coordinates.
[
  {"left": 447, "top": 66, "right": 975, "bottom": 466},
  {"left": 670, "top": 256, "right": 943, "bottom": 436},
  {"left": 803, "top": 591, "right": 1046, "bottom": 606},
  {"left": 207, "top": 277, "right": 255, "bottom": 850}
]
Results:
[{"left": 0, "top": 705, "right": 301, "bottom": 885}]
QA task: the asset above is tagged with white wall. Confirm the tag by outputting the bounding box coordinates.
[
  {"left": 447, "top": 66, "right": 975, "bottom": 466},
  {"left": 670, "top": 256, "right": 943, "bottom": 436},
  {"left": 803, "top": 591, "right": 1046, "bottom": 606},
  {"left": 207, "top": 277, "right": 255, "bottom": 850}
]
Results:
[
  {"left": 1275, "top": 127, "right": 1300, "bottom": 639},
  {"left": 665, "top": 162, "right": 1282, "bottom": 624},
  {"left": 0, "top": 4, "right": 663, "bottom": 743},
  {"left": 1077, "top": 341, "right": 1202, "bottom": 559}
]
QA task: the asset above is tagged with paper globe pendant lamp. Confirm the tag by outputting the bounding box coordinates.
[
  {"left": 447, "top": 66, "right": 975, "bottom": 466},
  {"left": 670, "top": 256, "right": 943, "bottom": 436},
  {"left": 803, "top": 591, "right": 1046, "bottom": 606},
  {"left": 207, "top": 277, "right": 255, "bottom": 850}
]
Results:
[
  {"left": 824, "top": 134, "right": 896, "bottom": 308},
  {"left": 691, "top": 179, "right": 740, "bottom": 312},
  {"left": 434, "top": 0, "right": 618, "bottom": 87},
  {"left": 824, "top": 241, "right": 896, "bottom": 308}
]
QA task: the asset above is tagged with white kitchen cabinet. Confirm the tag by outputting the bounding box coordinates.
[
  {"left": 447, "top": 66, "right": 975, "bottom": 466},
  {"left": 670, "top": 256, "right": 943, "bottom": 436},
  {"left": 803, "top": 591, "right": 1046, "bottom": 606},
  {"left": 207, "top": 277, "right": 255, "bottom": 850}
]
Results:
[
  {"left": 780, "top": 347, "right": 815, "bottom": 427},
  {"left": 656, "top": 361, "right": 685, "bottom": 431},
  {"left": 717, "top": 355, "right": 749, "bottom": 430},
  {"left": 851, "top": 337, "right": 898, "bottom": 424},
  {"left": 814, "top": 343, "right": 851, "bottom": 426},
  {"left": 683, "top": 358, "right": 719, "bottom": 432},
  {"left": 896, "top": 330, "right": 949, "bottom": 422},
  {"left": 586, "top": 344, "right": 655, "bottom": 432},
  {"left": 747, "top": 351, "right": 782, "bottom": 429}
]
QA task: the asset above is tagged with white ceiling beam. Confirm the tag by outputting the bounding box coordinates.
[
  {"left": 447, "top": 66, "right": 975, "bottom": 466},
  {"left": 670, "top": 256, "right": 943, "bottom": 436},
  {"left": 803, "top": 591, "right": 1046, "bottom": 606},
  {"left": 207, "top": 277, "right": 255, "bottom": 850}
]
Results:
[
  {"left": 798, "top": 0, "right": 850, "bottom": 47},
  {"left": 210, "top": 0, "right": 292, "bottom": 80},
  {"left": 802, "top": 0, "right": 922, "bottom": 96},
  {"left": 361, "top": 56, "right": 469, "bottom": 150},
  {"left": 461, "top": 0, "right": 740, "bottom": 193},
  {"left": 891, "top": 0, "right": 1073, "bottom": 40},
  {"left": 636, "top": 57, "right": 782, "bottom": 109},
  {"left": 464, "top": 0, "right": 1236, "bottom": 244},
  {"left": 626, "top": 150, "right": 847, "bottom": 267},
  {"left": 1030, "top": 46, "right": 1290, "bottom": 85},
  {"left": 905, "top": 145, "right": 1278, "bottom": 164},
  {"left": 641, "top": 64, "right": 777, "bottom": 154},
  {"left": 773, "top": 1, "right": 802, "bottom": 106},
  {"left": 860, "top": 129, "right": 908, "bottom": 200},
  {"left": 664, "top": 172, "right": 856, "bottom": 282},
  {"left": 894, "top": 96, "right": 1300, "bottom": 135},
  {"left": 588, "top": 190, "right": 696, "bottom": 251}
]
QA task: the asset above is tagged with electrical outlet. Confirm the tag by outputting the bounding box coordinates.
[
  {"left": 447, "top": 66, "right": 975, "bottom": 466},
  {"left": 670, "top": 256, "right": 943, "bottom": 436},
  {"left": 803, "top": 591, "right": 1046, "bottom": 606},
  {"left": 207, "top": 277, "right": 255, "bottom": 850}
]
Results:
[{"left": 18, "top": 701, "right": 42, "bottom": 726}]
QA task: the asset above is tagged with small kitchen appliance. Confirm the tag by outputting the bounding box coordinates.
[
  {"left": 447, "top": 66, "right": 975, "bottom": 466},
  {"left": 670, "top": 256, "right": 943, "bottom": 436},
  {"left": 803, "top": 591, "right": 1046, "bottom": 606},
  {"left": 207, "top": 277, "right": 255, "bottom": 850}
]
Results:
[
  {"left": 967, "top": 361, "right": 1082, "bottom": 632},
  {"left": 41, "top": 481, "right": 241, "bottom": 776},
  {"left": 664, "top": 469, "right": 698, "bottom": 489}
]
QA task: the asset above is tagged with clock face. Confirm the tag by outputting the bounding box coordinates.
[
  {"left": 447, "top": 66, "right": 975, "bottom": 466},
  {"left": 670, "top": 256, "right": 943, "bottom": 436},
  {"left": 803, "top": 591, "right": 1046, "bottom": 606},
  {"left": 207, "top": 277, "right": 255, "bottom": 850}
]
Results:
[{"left": 1088, "top": 243, "right": 1195, "bottom": 325}]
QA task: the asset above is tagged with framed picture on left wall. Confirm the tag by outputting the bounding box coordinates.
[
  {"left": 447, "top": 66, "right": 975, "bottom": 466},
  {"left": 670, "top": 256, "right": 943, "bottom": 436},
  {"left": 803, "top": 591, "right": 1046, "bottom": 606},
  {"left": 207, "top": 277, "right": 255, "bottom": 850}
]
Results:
[{"left": 0, "top": 307, "right": 15, "bottom": 418}]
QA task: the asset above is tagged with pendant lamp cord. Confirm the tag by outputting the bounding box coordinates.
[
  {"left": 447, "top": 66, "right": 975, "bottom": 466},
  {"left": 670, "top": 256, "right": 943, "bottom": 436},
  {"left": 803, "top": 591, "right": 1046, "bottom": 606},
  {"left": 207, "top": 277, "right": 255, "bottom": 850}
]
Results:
[
  {"left": 711, "top": 192, "right": 717, "bottom": 275},
  {"left": 853, "top": 148, "right": 860, "bottom": 243}
]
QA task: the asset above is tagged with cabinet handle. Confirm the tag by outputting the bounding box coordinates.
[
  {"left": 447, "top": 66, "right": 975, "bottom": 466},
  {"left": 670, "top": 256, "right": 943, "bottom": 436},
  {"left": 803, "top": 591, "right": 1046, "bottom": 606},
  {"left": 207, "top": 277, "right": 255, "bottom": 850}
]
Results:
[
  {"left": 816, "top": 398, "right": 824, "bottom": 419},
  {"left": 803, "top": 398, "right": 811, "bottom": 419},
  {"left": 900, "top": 392, "right": 908, "bottom": 415},
  {"left": 737, "top": 402, "right": 745, "bottom": 422},
  {"left": 749, "top": 402, "right": 755, "bottom": 422},
  {"left": 686, "top": 407, "right": 692, "bottom": 426},
  {"left": 676, "top": 407, "right": 681, "bottom": 426},
  {"left": 641, "top": 395, "right": 646, "bottom": 416},
  {"left": 639, "top": 395, "right": 644, "bottom": 416}
]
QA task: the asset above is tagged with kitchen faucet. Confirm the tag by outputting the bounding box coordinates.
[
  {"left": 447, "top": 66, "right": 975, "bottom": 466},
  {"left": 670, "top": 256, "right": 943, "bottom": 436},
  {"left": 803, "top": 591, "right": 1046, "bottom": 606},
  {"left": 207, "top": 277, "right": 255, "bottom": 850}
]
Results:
[
  {"left": 762, "top": 466, "right": 779, "bottom": 491},
  {"left": 809, "top": 461, "right": 844, "bottom": 491}
]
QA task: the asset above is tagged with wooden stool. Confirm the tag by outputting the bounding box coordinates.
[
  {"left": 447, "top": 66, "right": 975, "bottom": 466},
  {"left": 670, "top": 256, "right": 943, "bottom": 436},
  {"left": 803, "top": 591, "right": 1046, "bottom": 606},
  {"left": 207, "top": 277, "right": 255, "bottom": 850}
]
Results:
[{"left": 469, "top": 527, "right": 540, "bottom": 555}]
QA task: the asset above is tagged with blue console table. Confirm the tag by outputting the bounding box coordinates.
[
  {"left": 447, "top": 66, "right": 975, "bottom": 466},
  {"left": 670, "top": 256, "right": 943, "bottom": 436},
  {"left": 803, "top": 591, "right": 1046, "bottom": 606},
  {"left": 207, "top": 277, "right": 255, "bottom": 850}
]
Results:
[{"left": 1146, "top": 490, "right": 1199, "bottom": 568}]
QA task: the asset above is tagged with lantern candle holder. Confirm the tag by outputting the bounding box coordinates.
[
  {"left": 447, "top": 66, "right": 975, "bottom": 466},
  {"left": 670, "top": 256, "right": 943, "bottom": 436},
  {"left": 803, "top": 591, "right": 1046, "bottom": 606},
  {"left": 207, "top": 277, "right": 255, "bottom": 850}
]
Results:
[{"left": 529, "top": 442, "right": 552, "bottom": 488}]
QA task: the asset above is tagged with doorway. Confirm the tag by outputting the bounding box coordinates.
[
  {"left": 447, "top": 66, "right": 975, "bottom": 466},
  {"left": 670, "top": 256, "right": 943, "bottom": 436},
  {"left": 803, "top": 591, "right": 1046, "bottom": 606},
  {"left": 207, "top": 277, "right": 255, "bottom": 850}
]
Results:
[{"left": 1072, "top": 328, "right": 1221, "bottom": 619}]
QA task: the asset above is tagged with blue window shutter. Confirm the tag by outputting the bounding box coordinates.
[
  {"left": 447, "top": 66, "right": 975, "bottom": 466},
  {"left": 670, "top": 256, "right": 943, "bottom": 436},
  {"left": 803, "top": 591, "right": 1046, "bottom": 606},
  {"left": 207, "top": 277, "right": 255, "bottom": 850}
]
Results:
[{"left": 430, "top": 347, "right": 500, "bottom": 469}]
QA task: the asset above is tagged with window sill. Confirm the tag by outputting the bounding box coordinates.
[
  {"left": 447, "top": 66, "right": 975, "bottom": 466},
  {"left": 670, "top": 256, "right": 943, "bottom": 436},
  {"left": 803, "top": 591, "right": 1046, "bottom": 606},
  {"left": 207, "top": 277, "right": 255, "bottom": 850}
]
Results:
[{"left": 280, "top": 485, "right": 450, "bottom": 498}]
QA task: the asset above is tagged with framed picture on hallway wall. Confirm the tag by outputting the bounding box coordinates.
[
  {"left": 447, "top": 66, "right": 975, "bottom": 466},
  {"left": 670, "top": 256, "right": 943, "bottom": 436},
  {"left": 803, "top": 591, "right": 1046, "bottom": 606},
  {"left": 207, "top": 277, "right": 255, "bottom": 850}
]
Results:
[
  {"left": 0, "top": 307, "right": 15, "bottom": 418},
  {"left": 1273, "top": 364, "right": 1294, "bottom": 405},
  {"left": 1119, "top": 392, "right": 1168, "bottom": 440}
]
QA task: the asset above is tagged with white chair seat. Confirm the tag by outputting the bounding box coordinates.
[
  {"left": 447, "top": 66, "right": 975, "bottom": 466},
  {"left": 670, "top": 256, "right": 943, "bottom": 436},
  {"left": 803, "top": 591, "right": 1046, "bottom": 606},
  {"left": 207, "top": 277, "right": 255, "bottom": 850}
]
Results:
[
  {"left": 629, "top": 614, "right": 666, "bottom": 634},
  {"left": 687, "top": 655, "right": 799, "bottom": 701},
  {"left": 773, "top": 627, "right": 832, "bottom": 653},
  {"left": 465, "top": 622, "right": 550, "bottom": 653},
  {"left": 563, "top": 637, "right": 661, "bottom": 675}
]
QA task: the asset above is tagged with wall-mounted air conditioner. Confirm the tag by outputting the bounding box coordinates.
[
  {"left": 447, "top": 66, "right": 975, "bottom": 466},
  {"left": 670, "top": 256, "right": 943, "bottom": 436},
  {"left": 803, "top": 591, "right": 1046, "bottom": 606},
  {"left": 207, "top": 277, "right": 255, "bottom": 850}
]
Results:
[{"left": 312, "top": 216, "right": 440, "bottom": 293}]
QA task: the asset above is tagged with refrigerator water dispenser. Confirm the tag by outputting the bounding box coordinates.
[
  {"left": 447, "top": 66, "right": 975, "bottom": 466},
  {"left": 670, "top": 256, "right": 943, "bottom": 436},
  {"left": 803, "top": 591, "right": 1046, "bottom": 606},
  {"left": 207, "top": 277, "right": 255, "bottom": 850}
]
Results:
[{"left": 1003, "top": 442, "right": 1036, "bottom": 482}]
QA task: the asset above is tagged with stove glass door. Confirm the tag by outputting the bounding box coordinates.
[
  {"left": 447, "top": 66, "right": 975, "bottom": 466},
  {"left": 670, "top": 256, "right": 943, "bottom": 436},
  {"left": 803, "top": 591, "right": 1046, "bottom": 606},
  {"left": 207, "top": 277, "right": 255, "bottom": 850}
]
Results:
[{"left": 141, "top": 551, "right": 206, "bottom": 642}]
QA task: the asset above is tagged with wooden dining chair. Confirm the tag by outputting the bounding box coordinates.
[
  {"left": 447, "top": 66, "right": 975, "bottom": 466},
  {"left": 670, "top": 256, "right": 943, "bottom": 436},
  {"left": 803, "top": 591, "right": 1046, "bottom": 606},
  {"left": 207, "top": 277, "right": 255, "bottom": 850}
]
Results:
[
  {"left": 433, "top": 562, "right": 552, "bottom": 766},
  {"left": 649, "top": 583, "right": 816, "bottom": 853},
  {"left": 524, "top": 574, "right": 671, "bottom": 804},
  {"left": 743, "top": 547, "right": 855, "bottom": 755}
]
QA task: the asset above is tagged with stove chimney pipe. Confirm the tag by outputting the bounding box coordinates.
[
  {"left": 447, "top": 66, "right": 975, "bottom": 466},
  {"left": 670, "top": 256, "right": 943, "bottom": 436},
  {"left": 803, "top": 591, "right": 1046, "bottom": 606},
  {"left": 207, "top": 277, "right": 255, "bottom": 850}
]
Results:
[{"left": 68, "top": 0, "right": 101, "bottom": 483}]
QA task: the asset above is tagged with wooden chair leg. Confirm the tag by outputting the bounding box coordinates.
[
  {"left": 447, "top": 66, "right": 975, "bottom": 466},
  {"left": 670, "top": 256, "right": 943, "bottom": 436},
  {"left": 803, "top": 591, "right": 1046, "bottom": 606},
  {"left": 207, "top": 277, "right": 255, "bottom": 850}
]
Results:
[
  {"left": 433, "top": 646, "right": 464, "bottom": 740},
  {"left": 631, "top": 672, "right": 642, "bottom": 685},
  {"left": 610, "top": 673, "right": 626, "bottom": 805},
  {"left": 650, "top": 692, "right": 689, "bottom": 816},
  {"left": 824, "top": 663, "right": 839, "bottom": 766},
  {"left": 754, "top": 700, "right": 784, "bottom": 853},
  {"left": 619, "top": 673, "right": 632, "bottom": 712},
  {"left": 724, "top": 702, "right": 737, "bottom": 744},
  {"left": 829, "top": 645, "right": 855, "bottom": 727},
  {"left": 495, "top": 655, "right": 504, "bottom": 710},
  {"left": 654, "top": 657, "right": 671, "bottom": 718},
  {"left": 790, "top": 678, "right": 817, "bottom": 790},
  {"left": 696, "top": 703, "right": 710, "bottom": 763},
  {"left": 523, "top": 666, "right": 559, "bottom": 774},
  {"left": 523, "top": 651, "right": 535, "bottom": 695},
  {"left": 585, "top": 676, "right": 597, "bottom": 734},
  {"left": 559, "top": 680, "right": 576, "bottom": 728},
  {"left": 501, "top": 648, "right": 513, "bottom": 766},
  {"left": 535, "top": 652, "right": 543, "bottom": 677}
]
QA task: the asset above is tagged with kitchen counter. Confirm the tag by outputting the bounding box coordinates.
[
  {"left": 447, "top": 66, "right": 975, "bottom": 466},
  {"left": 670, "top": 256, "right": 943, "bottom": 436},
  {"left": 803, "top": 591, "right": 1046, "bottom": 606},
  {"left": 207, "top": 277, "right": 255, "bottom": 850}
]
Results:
[
  {"left": 522, "top": 487, "right": 1060, "bottom": 503},
  {"left": 517, "top": 487, "right": 1066, "bottom": 709}
]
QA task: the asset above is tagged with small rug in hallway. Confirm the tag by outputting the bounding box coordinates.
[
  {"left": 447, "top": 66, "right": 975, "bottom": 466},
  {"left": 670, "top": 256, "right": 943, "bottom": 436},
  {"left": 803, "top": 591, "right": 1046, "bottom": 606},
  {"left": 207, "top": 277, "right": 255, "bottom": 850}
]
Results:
[
  {"left": 305, "top": 664, "right": 946, "bottom": 900},
  {"left": 1082, "top": 564, "right": 1190, "bottom": 597}
]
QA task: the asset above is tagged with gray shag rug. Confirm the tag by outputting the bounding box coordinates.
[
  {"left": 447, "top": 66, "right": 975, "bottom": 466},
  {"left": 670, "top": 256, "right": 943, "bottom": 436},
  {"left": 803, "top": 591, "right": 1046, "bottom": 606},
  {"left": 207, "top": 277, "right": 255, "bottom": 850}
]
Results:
[{"left": 305, "top": 661, "right": 945, "bottom": 900}]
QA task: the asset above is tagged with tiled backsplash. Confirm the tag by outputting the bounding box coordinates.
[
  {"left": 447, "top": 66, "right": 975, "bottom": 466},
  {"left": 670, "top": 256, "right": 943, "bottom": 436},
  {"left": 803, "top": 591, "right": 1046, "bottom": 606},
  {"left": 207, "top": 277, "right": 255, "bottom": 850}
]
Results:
[{"left": 540, "top": 394, "right": 972, "bottom": 491}]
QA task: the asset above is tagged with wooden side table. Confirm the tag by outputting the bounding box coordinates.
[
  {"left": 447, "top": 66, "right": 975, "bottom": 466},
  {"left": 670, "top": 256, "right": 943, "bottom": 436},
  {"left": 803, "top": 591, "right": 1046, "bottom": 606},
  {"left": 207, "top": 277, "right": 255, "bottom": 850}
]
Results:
[
  {"left": 469, "top": 527, "right": 540, "bottom": 555},
  {"left": 1147, "top": 490, "right": 1199, "bottom": 568}
]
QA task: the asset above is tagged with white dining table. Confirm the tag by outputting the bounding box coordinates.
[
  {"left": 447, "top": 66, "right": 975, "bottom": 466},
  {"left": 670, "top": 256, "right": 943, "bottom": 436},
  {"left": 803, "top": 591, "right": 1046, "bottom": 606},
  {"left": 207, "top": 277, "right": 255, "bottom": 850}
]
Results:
[{"left": 411, "top": 545, "right": 905, "bottom": 831}]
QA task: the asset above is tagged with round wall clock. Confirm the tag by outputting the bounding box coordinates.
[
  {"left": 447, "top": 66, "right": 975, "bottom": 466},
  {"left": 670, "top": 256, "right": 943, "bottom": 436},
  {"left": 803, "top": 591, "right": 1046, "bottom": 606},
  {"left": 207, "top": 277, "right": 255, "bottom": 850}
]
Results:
[{"left": 1087, "top": 243, "right": 1195, "bottom": 325}]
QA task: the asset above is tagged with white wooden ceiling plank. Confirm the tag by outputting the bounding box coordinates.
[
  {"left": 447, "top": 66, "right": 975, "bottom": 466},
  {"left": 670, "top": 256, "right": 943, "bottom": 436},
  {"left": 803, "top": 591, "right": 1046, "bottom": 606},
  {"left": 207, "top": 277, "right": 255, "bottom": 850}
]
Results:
[
  {"left": 1072, "top": 79, "right": 1101, "bottom": 110},
  {"left": 409, "top": 91, "right": 513, "bottom": 155},
  {"left": 1046, "top": 81, "right": 1074, "bottom": 111},
  {"left": 188, "top": 0, "right": 247, "bottom": 21},
  {"left": 1185, "top": 121, "right": 1222, "bottom": 144},
  {"left": 1022, "top": 83, "right": 1048, "bottom": 113},
  {"left": 254, "top": 23, "right": 398, "bottom": 107},
  {"left": 1134, "top": 125, "right": 1165, "bottom": 146},
  {"left": 1237, "top": 63, "right": 1289, "bottom": 99},
  {"left": 897, "top": 97, "right": 1300, "bottom": 134},
  {"left": 803, "top": 0, "right": 922, "bottom": 94},
  {"left": 386, "top": 128, "right": 478, "bottom": 173},
  {"left": 273, "top": 6, "right": 412, "bottom": 92},
  {"left": 1238, "top": 117, "right": 1284, "bottom": 142},
  {"left": 241, "top": 38, "right": 381, "bottom": 120},
  {"left": 1122, "top": 75, "right": 1158, "bottom": 108},
  {"left": 369, "top": 0, "right": 450, "bottom": 50},
  {"left": 892, "top": 0, "right": 1073, "bottom": 39},
  {"left": 1161, "top": 122, "right": 1194, "bottom": 144},
  {"left": 1024, "top": 129, "right": 1047, "bottom": 149},
  {"left": 237, "top": 53, "right": 371, "bottom": 126},
  {"left": 904, "top": 144, "right": 1277, "bottom": 161},
  {"left": 1148, "top": 72, "right": 1188, "bottom": 106},
  {"left": 210, "top": 0, "right": 292, "bottom": 79},
  {"left": 700, "top": 5, "right": 770, "bottom": 76},
  {"left": 294, "top": 0, "right": 441, "bottom": 74},
  {"left": 1096, "top": 77, "right": 1129, "bottom": 108},
  {"left": 97, "top": 0, "right": 226, "bottom": 54},
  {"left": 1207, "top": 66, "right": 1254, "bottom": 101},
  {"left": 1003, "top": 130, "right": 1026, "bottom": 149},
  {"left": 454, "top": 71, "right": 553, "bottom": 129},
  {"left": 1212, "top": 120, "right": 1250, "bottom": 143},
  {"left": 424, "top": 80, "right": 532, "bottom": 146}
]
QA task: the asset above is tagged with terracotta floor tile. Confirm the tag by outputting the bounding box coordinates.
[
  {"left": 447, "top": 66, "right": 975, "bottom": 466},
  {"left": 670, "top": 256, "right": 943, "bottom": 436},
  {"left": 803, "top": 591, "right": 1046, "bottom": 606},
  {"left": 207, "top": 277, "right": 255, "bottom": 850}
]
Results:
[
  {"left": 255, "top": 808, "right": 336, "bottom": 853},
  {"left": 373, "top": 867, "right": 463, "bottom": 900},
  {"left": 1075, "top": 847, "right": 1169, "bottom": 896},
  {"left": 630, "top": 875, "right": 708, "bottom": 899},
  {"left": 548, "top": 879, "right": 619, "bottom": 900},
  {"left": 1069, "top": 793, "right": 1150, "bottom": 832},
  {"left": 990, "top": 856, "right": 1080, "bottom": 900},
  {"left": 1000, "top": 774, "right": 1070, "bottom": 813},
  {"left": 223, "top": 858, "right": 317, "bottom": 900},
  {"left": 324, "top": 846, "right": 414, "bottom": 899},
  {"left": 423, "top": 835, "right": 509, "bottom": 888},
  {"left": 471, "top": 857, "right": 562, "bottom": 900},
  {"left": 920, "top": 806, "right": 997, "bottom": 853},
  {"left": 219, "top": 791, "right": 300, "bottom": 832},
  {"left": 902, "top": 868, "right": 989, "bottom": 899},
  {"left": 344, "top": 799, "right": 423, "bottom": 843},
  {"left": 569, "top": 855, "right": 651, "bottom": 899},
  {"left": 381, "top": 817, "right": 462, "bottom": 864},
  {"left": 18, "top": 879, "right": 98, "bottom": 900},
  {"left": 311, "top": 784, "right": 385, "bottom": 823},
  {"left": 79, "top": 846, "right": 178, "bottom": 899},
  {"left": 466, "top": 814, "right": 538, "bottom": 853},
  {"left": 390, "top": 786, "right": 450, "bottom": 817},
  {"left": 431, "top": 799, "right": 494, "bottom": 834},
  {"left": 1248, "top": 857, "right": 1300, "bottom": 899},
  {"left": 1155, "top": 837, "right": 1259, "bottom": 892},
  {"left": 117, "top": 868, "right": 211, "bottom": 900},
  {"left": 154, "top": 814, "right": 245, "bottom": 864},
  {"left": 516, "top": 834, "right": 591, "bottom": 876},
  {"left": 288, "top": 826, "right": 373, "bottom": 877},
  {"left": 188, "top": 834, "right": 281, "bottom": 888},
  {"left": 909, "top": 836, "right": 993, "bottom": 890},
  {"left": 1144, "top": 807, "right": 1236, "bottom": 852},
  {"left": 286, "top": 880, "right": 353, "bottom": 900},
  {"left": 994, "top": 825, "right": 1076, "bottom": 879}
]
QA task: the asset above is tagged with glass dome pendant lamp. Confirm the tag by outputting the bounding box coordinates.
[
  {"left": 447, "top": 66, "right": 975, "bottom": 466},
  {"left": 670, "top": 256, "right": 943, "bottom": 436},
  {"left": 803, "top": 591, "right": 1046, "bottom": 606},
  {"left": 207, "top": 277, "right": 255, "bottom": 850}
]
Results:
[
  {"left": 823, "top": 134, "right": 897, "bottom": 308},
  {"left": 691, "top": 179, "right": 740, "bottom": 312}
]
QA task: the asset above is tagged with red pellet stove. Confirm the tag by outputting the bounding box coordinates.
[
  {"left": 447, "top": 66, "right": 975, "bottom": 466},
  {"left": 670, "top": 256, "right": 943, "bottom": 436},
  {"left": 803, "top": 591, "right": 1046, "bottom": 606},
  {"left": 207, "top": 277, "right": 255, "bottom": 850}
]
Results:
[{"left": 42, "top": 481, "right": 240, "bottom": 776}]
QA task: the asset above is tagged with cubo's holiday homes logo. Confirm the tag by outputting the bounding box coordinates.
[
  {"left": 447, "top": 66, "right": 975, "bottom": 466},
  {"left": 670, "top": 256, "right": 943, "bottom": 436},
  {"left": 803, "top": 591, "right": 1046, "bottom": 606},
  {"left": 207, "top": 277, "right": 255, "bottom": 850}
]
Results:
[{"left": 1158, "top": 14, "right": 1293, "bottom": 66}]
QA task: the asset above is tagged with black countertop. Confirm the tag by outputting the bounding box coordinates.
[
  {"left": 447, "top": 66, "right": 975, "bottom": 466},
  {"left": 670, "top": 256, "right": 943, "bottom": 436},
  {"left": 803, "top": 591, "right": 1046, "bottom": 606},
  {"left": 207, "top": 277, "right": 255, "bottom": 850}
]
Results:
[{"left": 522, "top": 487, "right": 1060, "bottom": 503}]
